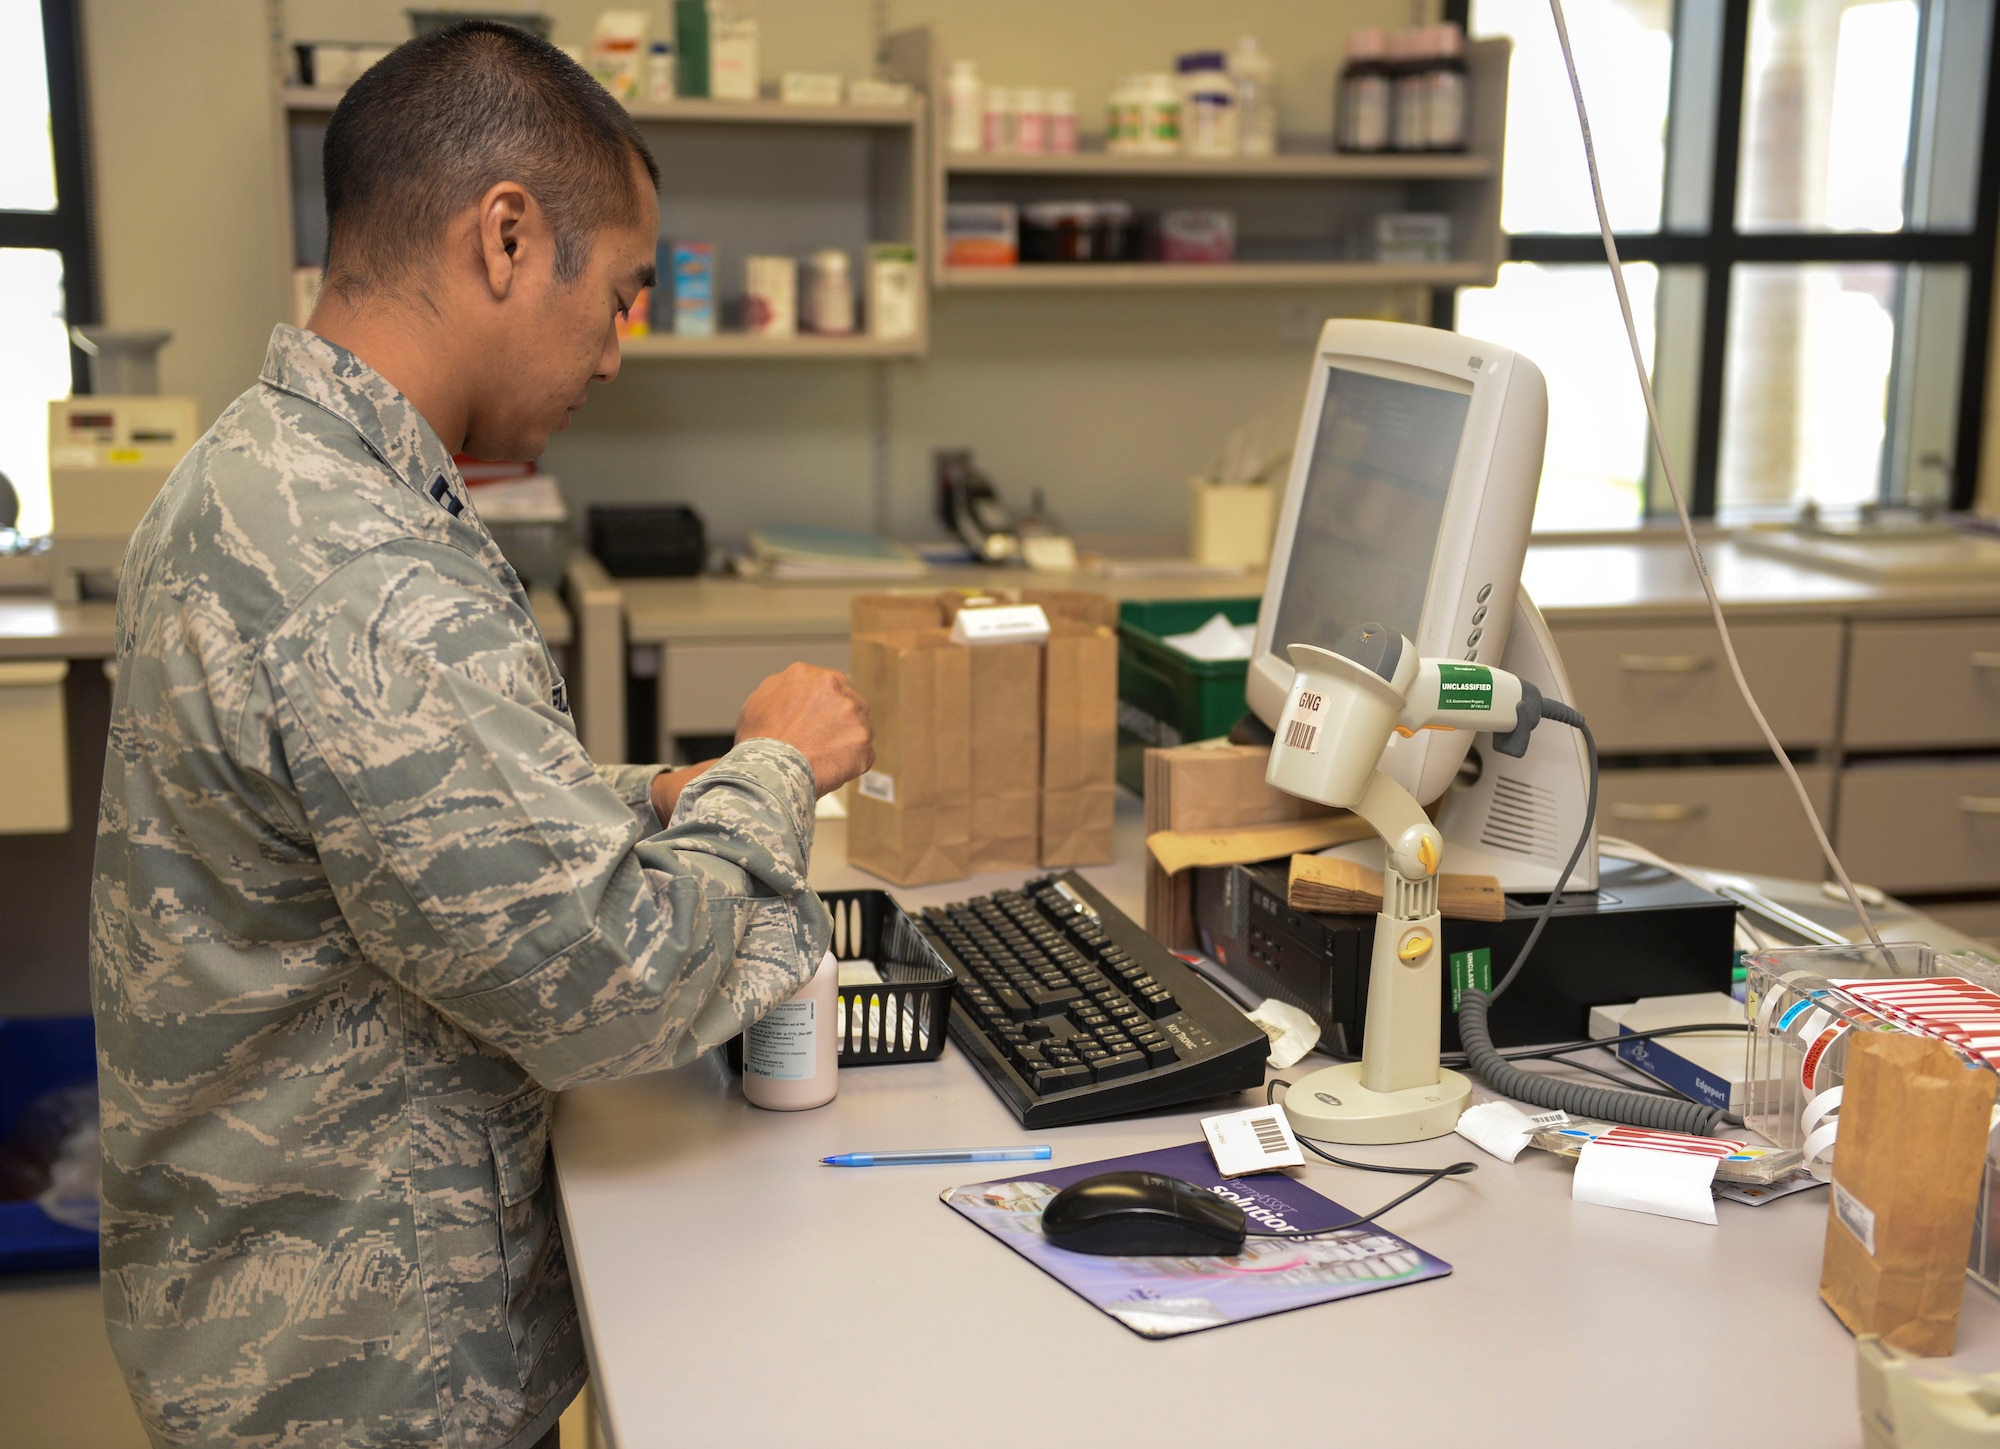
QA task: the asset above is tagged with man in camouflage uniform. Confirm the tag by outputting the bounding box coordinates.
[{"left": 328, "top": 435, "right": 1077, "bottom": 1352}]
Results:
[{"left": 90, "top": 23, "right": 871, "bottom": 1448}]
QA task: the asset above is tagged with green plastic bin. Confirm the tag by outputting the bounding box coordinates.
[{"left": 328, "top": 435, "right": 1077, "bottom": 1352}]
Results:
[{"left": 1116, "top": 597, "right": 1261, "bottom": 794}]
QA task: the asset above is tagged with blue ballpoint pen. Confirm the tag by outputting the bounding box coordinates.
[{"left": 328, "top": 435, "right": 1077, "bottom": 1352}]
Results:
[{"left": 821, "top": 1146, "right": 1054, "bottom": 1168}]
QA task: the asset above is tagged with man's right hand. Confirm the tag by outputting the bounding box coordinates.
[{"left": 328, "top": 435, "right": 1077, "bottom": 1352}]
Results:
[{"left": 736, "top": 663, "right": 873, "bottom": 798}]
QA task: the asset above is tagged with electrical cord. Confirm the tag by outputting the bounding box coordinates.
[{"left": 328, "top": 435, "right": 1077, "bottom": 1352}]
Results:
[
  {"left": 1249, "top": 1080, "right": 1478, "bottom": 1238},
  {"left": 1545, "top": 0, "right": 1884, "bottom": 951},
  {"left": 1455, "top": 709, "right": 1734, "bottom": 1134}
]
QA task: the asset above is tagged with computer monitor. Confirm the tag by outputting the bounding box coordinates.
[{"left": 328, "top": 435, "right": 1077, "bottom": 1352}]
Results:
[{"left": 1247, "top": 319, "right": 1549, "bottom": 807}]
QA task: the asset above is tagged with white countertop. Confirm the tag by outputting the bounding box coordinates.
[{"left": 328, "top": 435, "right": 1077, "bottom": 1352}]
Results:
[{"left": 552, "top": 796, "right": 2000, "bottom": 1448}]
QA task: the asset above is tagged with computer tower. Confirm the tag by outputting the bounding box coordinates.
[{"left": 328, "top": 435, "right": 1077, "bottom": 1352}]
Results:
[{"left": 1193, "top": 857, "right": 1736, "bottom": 1052}]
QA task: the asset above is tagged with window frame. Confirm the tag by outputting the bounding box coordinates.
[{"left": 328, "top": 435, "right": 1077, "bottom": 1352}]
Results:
[
  {"left": 1441, "top": 0, "right": 2000, "bottom": 515},
  {"left": 0, "top": 0, "right": 99, "bottom": 394}
]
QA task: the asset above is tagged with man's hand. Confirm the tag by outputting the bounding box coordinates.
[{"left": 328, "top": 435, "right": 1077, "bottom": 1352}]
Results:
[{"left": 736, "top": 663, "right": 873, "bottom": 797}]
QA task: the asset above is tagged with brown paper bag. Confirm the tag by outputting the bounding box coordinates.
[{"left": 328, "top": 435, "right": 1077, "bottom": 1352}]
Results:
[
  {"left": 1039, "top": 618, "right": 1118, "bottom": 866},
  {"left": 1141, "top": 743, "right": 1336, "bottom": 948},
  {"left": 845, "top": 628, "right": 972, "bottom": 886},
  {"left": 920, "top": 593, "right": 1044, "bottom": 871},
  {"left": 1820, "top": 1032, "right": 1997, "bottom": 1356}
]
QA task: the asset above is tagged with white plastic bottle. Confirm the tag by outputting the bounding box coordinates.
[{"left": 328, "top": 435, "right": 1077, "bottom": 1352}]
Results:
[
  {"left": 1139, "top": 72, "right": 1181, "bottom": 156},
  {"left": 982, "top": 84, "right": 1015, "bottom": 153},
  {"left": 1014, "top": 85, "right": 1047, "bottom": 153},
  {"left": 743, "top": 948, "right": 840, "bottom": 1111},
  {"left": 1231, "top": 36, "right": 1277, "bottom": 157},
  {"left": 946, "top": 59, "right": 983, "bottom": 153},
  {"left": 1177, "top": 51, "right": 1238, "bottom": 157},
  {"left": 1106, "top": 76, "right": 1139, "bottom": 154},
  {"left": 1047, "top": 89, "right": 1077, "bottom": 153}
]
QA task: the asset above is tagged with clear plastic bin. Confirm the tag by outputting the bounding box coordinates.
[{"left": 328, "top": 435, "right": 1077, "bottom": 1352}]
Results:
[{"left": 1742, "top": 941, "right": 2000, "bottom": 1296}]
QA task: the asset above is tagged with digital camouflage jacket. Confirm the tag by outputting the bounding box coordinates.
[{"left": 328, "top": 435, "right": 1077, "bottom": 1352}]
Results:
[{"left": 90, "top": 325, "right": 830, "bottom": 1447}]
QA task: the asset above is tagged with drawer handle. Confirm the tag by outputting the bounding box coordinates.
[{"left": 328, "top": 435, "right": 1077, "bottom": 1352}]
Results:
[
  {"left": 1972, "top": 653, "right": 2000, "bottom": 670},
  {"left": 1617, "top": 654, "right": 1714, "bottom": 674},
  {"left": 1611, "top": 802, "right": 1708, "bottom": 823},
  {"left": 1961, "top": 796, "right": 2000, "bottom": 816}
]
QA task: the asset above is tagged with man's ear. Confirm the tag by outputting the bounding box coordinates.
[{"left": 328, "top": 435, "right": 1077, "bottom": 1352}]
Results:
[{"left": 477, "top": 181, "right": 532, "bottom": 300}]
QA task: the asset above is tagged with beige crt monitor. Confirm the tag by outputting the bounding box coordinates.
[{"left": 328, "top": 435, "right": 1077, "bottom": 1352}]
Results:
[{"left": 1248, "top": 319, "right": 1596, "bottom": 891}]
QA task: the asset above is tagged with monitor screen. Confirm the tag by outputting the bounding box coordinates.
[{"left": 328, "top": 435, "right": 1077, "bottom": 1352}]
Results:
[{"left": 1267, "top": 365, "right": 1471, "bottom": 664}]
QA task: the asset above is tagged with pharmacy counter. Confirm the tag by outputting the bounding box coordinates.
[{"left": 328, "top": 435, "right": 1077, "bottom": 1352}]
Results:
[{"left": 551, "top": 792, "right": 2000, "bottom": 1449}]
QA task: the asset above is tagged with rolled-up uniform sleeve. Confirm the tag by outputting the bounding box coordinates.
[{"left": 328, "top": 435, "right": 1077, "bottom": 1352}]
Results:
[{"left": 253, "top": 541, "right": 830, "bottom": 1090}]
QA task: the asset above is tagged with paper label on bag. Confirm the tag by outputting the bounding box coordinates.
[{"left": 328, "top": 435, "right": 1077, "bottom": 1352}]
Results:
[
  {"left": 949, "top": 603, "right": 1050, "bottom": 646},
  {"left": 1833, "top": 1179, "right": 1877, "bottom": 1255},
  {"left": 1279, "top": 684, "right": 1327, "bottom": 754},
  {"left": 857, "top": 770, "right": 895, "bottom": 803}
]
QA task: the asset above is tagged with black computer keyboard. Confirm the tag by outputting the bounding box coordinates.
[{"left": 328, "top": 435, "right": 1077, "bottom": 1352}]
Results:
[{"left": 919, "top": 872, "right": 1269, "bottom": 1128}]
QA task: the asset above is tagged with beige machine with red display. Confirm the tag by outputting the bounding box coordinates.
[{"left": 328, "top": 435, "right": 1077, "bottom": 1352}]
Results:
[{"left": 47, "top": 394, "right": 199, "bottom": 601}]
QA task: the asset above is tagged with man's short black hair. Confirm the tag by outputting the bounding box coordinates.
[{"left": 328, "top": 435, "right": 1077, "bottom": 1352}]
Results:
[{"left": 322, "top": 20, "right": 660, "bottom": 302}]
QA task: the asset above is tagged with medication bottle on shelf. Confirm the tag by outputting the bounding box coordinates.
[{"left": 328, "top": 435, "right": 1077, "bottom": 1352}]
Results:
[
  {"left": 1047, "top": 88, "right": 1078, "bottom": 153},
  {"left": 1392, "top": 27, "right": 1434, "bottom": 153},
  {"left": 1106, "top": 76, "right": 1140, "bottom": 154},
  {"left": 1231, "top": 36, "right": 1277, "bottom": 157},
  {"left": 1425, "top": 22, "right": 1468, "bottom": 152},
  {"left": 1338, "top": 29, "right": 1392, "bottom": 152},
  {"left": 982, "top": 84, "right": 1015, "bottom": 153},
  {"left": 742, "top": 949, "right": 840, "bottom": 1111},
  {"left": 1139, "top": 72, "right": 1181, "bottom": 155},
  {"left": 1014, "top": 85, "right": 1047, "bottom": 153},
  {"left": 646, "top": 40, "right": 676, "bottom": 101},
  {"left": 946, "top": 59, "right": 983, "bottom": 152},
  {"left": 804, "top": 249, "right": 854, "bottom": 334},
  {"left": 1177, "top": 51, "right": 1238, "bottom": 157}
]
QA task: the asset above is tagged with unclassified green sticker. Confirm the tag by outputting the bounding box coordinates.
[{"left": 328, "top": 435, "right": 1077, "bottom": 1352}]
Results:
[
  {"left": 1450, "top": 947, "right": 1492, "bottom": 1011},
  {"left": 1437, "top": 662, "right": 1495, "bottom": 711}
]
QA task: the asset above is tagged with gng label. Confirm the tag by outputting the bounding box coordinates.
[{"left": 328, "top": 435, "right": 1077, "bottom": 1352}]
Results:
[{"left": 1436, "top": 663, "right": 1495, "bottom": 712}]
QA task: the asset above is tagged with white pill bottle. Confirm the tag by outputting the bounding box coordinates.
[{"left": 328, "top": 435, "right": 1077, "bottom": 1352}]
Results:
[{"left": 743, "top": 948, "right": 840, "bottom": 1111}]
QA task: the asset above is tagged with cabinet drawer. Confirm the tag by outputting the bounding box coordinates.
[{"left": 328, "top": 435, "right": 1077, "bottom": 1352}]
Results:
[
  {"left": 660, "top": 640, "right": 851, "bottom": 737},
  {"left": 0, "top": 662, "right": 70, "bottom": 834},
  {"left": 1834, "top": 759, "right": 2000, "bottom": 894},
  {"left": 1845, "top": 619, "right": 2000, "bottom": 749},
  {"left": 1552, "top": 621, "right": 1843, "bottom": 753},
  {"left": 1596, "top": 763, "right": 1833, "bottom": 880}
]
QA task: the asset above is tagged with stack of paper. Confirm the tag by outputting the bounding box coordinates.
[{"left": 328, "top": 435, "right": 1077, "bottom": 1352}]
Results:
[
  {"left": 1286, "top": 853, "right": 1505, "bottom": 923},
  {"left": 1161, "top": 612, "right": 1258, "bottom": 662},
  {"left": 744, "top": 527, "right": 928, "bottom": 580}
]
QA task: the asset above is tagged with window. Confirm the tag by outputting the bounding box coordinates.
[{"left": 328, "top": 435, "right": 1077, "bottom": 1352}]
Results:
[
  {"left": 1454, "top": 0, "right": 1998, "bottom": 528},
  {"left": 0, "top": 0, "right": 95, "bottom": 538}
]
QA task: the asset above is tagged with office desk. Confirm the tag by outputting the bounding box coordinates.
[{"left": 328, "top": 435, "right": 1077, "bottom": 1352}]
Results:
[{"left": 552, "top": 794, "right": 2000, "bottom": 1448}]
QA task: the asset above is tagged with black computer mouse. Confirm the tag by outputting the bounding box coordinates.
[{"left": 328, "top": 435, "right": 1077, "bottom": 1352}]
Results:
[{"left": 1039, "top": 1171, "right": 1249, "bottom": 1256}]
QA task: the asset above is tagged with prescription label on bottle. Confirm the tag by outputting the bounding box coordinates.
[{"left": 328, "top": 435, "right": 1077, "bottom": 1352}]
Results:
[
  {"left": 745, "top": 1000, "right": 818, "bottom": 1080},
  {"left": 857, "top": 770, "right": 895, "bottom": 803},
  {"left": 1279, "top": 684, "right": 1326, "bottom": 754}
]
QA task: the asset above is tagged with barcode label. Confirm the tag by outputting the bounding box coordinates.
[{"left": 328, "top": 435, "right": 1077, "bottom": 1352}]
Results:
[
  {"left": 857, "top": 770, "right": 895, "bottom": 803},
  {"left": 1278, "top": 685, "right": 1326, "bottom": 756},
  {"left": 1202, "top": 1104, "right": 1306, "bottom": 1176},
  {"left": 1252, "top": 1113, "right": 1289, "bottom": 1155}
]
